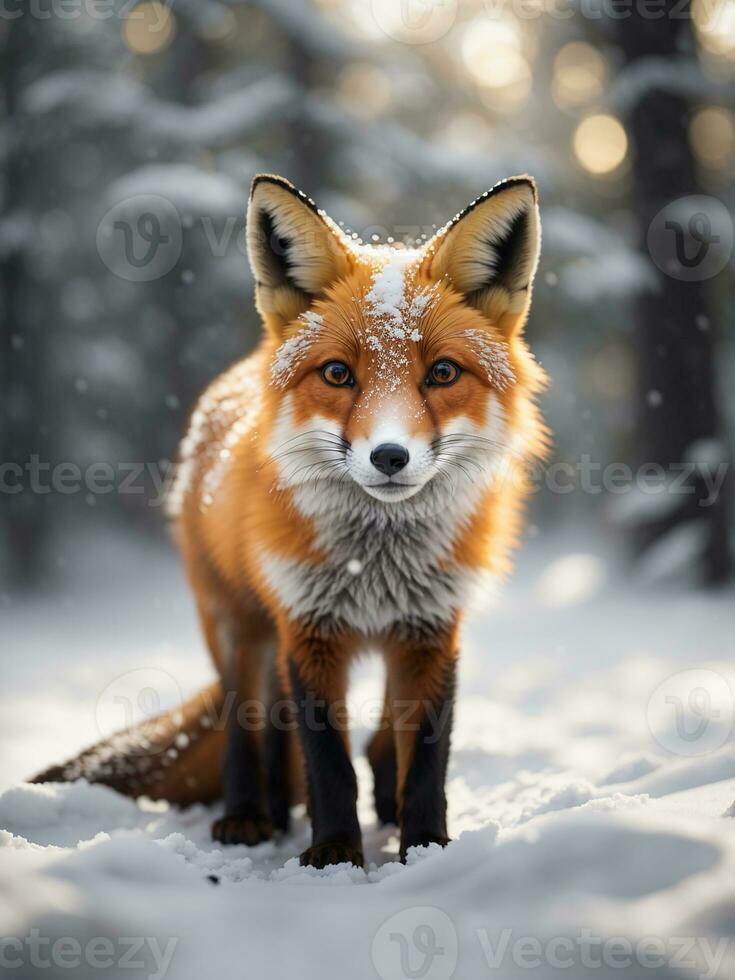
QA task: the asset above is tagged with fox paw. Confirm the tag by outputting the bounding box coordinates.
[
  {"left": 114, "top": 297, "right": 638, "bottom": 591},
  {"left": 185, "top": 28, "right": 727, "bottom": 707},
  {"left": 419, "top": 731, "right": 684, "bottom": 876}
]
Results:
[
  {"left": 399, "top": 833, "right": 450, "bottom": 863},
  {"left": 299, "top": 841, "right": 364, "bottom": 869},
  {"left": 211, "top": 814, "right": 272, "bottom": 846}
]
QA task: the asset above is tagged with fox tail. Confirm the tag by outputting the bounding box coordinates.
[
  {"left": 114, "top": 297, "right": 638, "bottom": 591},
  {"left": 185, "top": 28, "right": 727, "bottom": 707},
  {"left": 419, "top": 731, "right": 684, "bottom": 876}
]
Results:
[{"left": 32, "top": 682, "right": 226, "bottom": 806}]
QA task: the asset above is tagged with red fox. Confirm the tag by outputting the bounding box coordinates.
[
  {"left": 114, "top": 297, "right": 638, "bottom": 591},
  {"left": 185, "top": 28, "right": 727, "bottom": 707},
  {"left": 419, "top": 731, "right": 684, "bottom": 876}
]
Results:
[{"left": 34, "top": 174, "right": 548, "bottom": 868}]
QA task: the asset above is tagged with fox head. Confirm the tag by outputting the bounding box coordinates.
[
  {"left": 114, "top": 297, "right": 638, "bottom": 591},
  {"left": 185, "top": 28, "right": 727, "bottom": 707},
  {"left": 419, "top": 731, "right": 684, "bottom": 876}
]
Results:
[{"left": 247, "top": 174, "right": 546, "bottom": 508}]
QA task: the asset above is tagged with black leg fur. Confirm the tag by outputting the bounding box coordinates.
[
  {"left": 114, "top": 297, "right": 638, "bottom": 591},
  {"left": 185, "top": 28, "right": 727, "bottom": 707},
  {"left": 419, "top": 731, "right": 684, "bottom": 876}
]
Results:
[
  {"left": 289, "top": 659, "right": 363, "bottom": 869},
  {"left": 367, "top": 732, "right": 398, "bottom": 826},
  {"left": 212, "top": 698, "right": 271, "bottom": 846},
  {"left": 399, "top": 661, "right": 456, "bottom": 861}
]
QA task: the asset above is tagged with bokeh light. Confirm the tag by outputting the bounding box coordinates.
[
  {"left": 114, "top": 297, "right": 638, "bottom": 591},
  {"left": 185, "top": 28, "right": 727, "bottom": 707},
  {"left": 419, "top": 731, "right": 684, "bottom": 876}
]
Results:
[
  {"left": 552, "top": 42, "right": 607, "bottom": 108},
  {"left": 693, "top": 0, "right": 735, "bottom": 58},
  {"left": 332, "top": 0, "right": 457, "bottom": 43},
  {"left": 461, "top": 19, "right": 526, "bottom": 89},
  {"left": 573, "top": 113, "right": 628, "bottom": 175},
  {"left": 122, "top": 2, "right": 176, "bottom": 55},
  {"left": 336, "top": 63, "right": 393, "bottom": 118},
  {"left": 460, "top": 17, "right": 532, "bottom": 111},
  {"left": 439, "top": 112, "right": 495, "bottom": 154},
  {"left": 689, "top": 105, "right": 735, "bottom": 166}
]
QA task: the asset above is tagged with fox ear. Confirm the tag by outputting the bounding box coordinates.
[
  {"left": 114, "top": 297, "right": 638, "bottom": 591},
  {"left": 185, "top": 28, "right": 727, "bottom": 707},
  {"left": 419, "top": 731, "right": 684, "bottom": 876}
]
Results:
[
  {"left": 422, "top": 176, "right": 540, "bottom": 337},
  {"left": 246, "top": 174, "right": 352, "bottom": 333}
]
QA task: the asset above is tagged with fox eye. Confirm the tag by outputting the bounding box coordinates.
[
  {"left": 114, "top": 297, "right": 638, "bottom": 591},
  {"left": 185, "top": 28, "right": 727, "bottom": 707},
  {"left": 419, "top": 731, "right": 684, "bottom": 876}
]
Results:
[
  {"left": 321, "top": 361, "right": 354, "bottom": 387},
  {"left": 427, "top": 360, "right": 461, "bottom": 386}
]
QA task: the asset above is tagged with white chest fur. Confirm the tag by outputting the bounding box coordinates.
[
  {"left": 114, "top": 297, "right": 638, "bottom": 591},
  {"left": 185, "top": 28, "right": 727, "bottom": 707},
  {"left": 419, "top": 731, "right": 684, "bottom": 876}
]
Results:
[{"left": 260, "top": 479, "right": 485, "bottom": 635}]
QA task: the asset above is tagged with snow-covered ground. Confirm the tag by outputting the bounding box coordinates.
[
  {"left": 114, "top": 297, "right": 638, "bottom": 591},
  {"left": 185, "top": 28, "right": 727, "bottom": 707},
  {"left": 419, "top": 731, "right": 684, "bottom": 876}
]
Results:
[{"left": 2, "top": 526, "right": 735, "bottom": 980}]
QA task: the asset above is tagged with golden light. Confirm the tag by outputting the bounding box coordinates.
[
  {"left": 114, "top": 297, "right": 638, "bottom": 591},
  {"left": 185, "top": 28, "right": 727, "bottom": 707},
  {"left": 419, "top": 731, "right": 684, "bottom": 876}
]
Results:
[
  {"left": 336, "top": 63, "right": 393, "bottom": 118},
  {"left": 573, "top": 113, "right": 628, "bottom": 175},
  {"left": 693, "top": 0, "right": 735, "bottom": 57},
  {"left": 122, "top": 2, "right": 176, "bottom": 55},
  {"left": 337, "top": 0, "right": 457, "bottom": 43},
  {"left": 690, "top": 106, "right": 735, "bottom": 165},
  {"left": 440, "top": 112, "right": 494, "bottom": 154},
  {"left": 552, "top": 42, "right": 607, "bottom": 108},
  {"left": 476, "top": 64, "right": 532, "bottom": 113},
  {"left": 461, "top": 18, "right": 528, "bottom": 90}
]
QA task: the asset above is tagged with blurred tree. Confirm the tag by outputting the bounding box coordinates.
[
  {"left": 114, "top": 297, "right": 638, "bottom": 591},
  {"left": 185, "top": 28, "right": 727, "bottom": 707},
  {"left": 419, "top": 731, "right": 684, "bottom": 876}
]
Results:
[
  {"left": 618, "top": 0, "right": 732, "bottom": 583},
  {"left": 0, "top": 16, "right": 51, "bottom": 590},
  {"left": 2, "top": 0, "right": 732, "bottom": 596}
]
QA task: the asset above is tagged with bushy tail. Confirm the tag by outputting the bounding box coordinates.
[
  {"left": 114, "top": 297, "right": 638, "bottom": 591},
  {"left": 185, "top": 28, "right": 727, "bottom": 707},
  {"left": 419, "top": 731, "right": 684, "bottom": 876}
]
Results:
[{"left": 32, "top": 682, "right": 226, "bottom": 806}]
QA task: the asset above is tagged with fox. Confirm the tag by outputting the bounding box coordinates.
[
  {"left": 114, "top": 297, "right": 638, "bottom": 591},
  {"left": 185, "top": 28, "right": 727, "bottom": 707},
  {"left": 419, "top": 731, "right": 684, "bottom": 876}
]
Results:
[{"left": 34, "top": 173, "right": 548, "bottom": 868}]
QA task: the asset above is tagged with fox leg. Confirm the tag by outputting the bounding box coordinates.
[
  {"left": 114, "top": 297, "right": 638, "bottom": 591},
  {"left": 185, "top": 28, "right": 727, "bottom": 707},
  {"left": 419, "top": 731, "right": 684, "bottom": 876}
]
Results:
[
  {"left": 198, "top": 596, "right": 275, "bottom": 846},
  {"left": 385, "top": 623, "right": 458, "bottom": 862},
  {"left": 263, "top": 662, "right": 294, "bottom": 834},
  {"left": 366, "top": 689, "right": 398, "bottom": 826},
  {"left": 284, "top": 627, "right": 363, "bottom": 869}
]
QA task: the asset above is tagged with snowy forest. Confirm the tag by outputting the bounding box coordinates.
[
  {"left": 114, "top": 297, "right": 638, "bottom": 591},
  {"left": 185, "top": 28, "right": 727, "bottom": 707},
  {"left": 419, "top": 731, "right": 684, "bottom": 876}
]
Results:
[
  {"left": 4, "top": 4, "right": 735, "bottom": 978},
  {"left": 2, "top": 0, "right": 734, "bottom": 592}
]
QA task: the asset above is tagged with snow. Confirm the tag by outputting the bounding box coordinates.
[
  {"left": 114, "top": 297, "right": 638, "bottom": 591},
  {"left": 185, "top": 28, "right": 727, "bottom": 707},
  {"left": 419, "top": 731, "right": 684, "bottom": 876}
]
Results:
[
  {"left": 271, "top": 311, "right": 324, "bottom": 388},
  {"left": 23, "top": 70, "right": 294, "bottom": 152},
  {"left": 543, "top": 207, "right": 656, "bottom": 302},
  {"left": 353, "top": 250, "right": 439, "bottom": 402},
  {"left": 108, "top": 165, "right": 243, "bottom": 218},
  {"left": 168, "top": 359, "right": 263, "bottom": 515},
  {"left": 608, "top": 57, "right": 724, "bottom": 114},
  {"left": 364, "top": 250, "right": 417, "bottom": 332},
  {"left": 462, "top": 329, "right": 515, "bottom": 391},
  {"left": 2, "top": 528, "right": 735, "bottom": 979}
]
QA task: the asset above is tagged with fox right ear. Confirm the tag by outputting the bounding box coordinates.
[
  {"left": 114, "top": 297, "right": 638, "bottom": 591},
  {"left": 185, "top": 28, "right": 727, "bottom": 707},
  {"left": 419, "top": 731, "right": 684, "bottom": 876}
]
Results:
[
  {"left": 246, "top": 175, "right": 352, "bottom": 334},
  {"left": 421, "top": 176, "right": 541, "bottom": 339}
]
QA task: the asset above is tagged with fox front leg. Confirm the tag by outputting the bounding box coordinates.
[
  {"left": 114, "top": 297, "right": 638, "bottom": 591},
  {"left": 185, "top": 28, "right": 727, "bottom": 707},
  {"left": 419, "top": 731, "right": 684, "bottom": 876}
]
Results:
[
  {"left": 211, "top": 690, "right": 273, "bottom": 845},
  {"left": 209, "top": 612, "right": 274, "bottom": 846},
  {"left": 286, "top": 629, "right": 363, "bottom": 869},
  {"left": 386, "top": 624, "right": 458, "bottom": 862}
]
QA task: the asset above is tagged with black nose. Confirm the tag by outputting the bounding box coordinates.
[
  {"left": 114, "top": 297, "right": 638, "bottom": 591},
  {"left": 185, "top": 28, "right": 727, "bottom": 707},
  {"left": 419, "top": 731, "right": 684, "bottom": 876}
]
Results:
[{"left": 370, "top": 443, "right": 409, "bottom": 476}]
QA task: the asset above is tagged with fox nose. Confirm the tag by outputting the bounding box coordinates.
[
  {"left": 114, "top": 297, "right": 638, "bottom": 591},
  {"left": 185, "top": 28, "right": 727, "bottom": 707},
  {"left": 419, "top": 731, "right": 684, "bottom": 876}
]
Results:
[{"left": 370, "top": 443, "right": 409, "bottom": 477}]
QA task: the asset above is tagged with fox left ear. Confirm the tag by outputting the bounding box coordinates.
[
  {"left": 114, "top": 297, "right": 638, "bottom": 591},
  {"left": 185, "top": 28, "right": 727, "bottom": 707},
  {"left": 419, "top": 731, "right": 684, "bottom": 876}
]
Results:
[
  {"left": 421, "top": 176, "right": 541, "bottom": 338},
  {"left": 246, "top": 174, "right": 352, "bottom": 335}
]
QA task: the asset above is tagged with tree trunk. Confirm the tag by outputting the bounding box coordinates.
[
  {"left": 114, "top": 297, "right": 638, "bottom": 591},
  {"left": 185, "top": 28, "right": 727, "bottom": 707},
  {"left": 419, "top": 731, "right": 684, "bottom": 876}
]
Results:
[
  {"left": 618, "top": 0, "right": 731, "bottom": 583},
  {"left": 1, "top": 17, "right": 50, "bottom": 591}
]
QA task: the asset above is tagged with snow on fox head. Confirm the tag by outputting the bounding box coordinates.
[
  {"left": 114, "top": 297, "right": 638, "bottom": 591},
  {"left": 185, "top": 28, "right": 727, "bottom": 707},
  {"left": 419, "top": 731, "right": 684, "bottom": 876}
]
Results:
[{"left": 247, "top": 174, "right": 546, "bottom": 508}]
